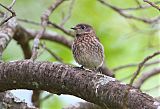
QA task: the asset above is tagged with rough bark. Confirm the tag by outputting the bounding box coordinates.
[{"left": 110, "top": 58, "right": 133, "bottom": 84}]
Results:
[{"left": 0, "top": 60, "right": 159, "bottom": 109}]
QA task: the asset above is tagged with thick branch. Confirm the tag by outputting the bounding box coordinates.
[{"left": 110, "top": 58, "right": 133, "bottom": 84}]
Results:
[{"left": 0, "top": 60, "right": 159, "bottom": 109}]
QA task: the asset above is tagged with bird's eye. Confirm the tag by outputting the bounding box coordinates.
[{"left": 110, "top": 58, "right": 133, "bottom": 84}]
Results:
[{"left": 81, "top": 26, "right": 85, "bottom": 29}]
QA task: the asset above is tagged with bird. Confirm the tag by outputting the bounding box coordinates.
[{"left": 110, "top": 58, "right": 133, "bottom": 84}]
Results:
[{"left": 71, "top": 23, "right": 104, "bottom": 71}]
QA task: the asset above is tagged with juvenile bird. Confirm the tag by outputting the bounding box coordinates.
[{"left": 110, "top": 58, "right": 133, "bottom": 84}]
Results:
[{"left": 71, "top": 24, "right": 104, "bottom": 71}]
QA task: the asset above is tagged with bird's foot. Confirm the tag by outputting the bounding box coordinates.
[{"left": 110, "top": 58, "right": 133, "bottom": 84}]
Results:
[
  {"left": 95, "top": 67, "right": 103, "bottom": 74},
  {"left": 73, "top": 66, "right": 85, "bottom": 70}
]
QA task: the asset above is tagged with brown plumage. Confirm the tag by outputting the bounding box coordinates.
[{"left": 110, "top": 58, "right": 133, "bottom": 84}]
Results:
[{"left": 71, "top": 24, "right": 104, "bottom": 70}]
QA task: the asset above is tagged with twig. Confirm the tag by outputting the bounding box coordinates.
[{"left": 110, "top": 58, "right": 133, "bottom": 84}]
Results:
[
  {"left": 144, "top": 0, "right": 160, "bottom": 11},
  {"left": 19, "top": 26, "right": 72, "bottom": 48},
  {"left": 134, "top": 0, "right": 142, "bottom": 8},
  {"left": 48, "top": 21, "right": 74, "bottom": 37},
  {"left": 18, "top": 18, "right": 75, "bottom": 37},
  {"left": 0, "top": 0, "right": 16, "bottom": 26},
  {"left": 129, "top": 51, "right": 160, "bottom": 85},
  {"left": 60, "top": 0, "right": 75, "bottom": 27},
  {"left": 123, "top": 51, "right": 160, "bottom": 108},
  {"left": 0, "top": 0, "right": 17, "bottom": 61},
  {"left": 133, "top": 67, "right": 160, "bottom": 88},
  {"left": 119, "top": 61, "right": 160, "bottom": 82},
  {"left": 31, "top": 0, "right": 65, "bottom": 60},
  {"left": 17, "top": 18, "right": 75, "bottom": 37},
  {"left": 40, "top": 42, "right": 63, "bottom": 62},
  {"left": 17, "top": 18, "right": 40, "bottom": 26},
  {"left": 8, "top": 0, "right": 16, "bottom": 9},
  {"left": 97, "top": 0, "right": 160, "bottom": 24},
  {"left": 122, "top": 1, "right": 160, "bottom": 11},
  {"left": 113, "top": 60, "right": 160, "bottom": 72},
  {"left": 40, "top": 93, "right": 53, "bottom": 103},
  {"left": 0, "top": 1, "right": 15, "bottom": 14},
  {"left": 118, "top": 60, "right": 160, "bottom": 81}
]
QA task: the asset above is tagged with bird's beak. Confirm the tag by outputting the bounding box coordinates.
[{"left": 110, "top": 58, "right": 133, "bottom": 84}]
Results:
[{"left": 71, "top": 27, "right": 77, "bottom": 30}]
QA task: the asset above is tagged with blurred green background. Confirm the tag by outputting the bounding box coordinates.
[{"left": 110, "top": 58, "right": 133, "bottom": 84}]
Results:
[{"left": 1, "top": 0, "right": 160, "bottom": 109}]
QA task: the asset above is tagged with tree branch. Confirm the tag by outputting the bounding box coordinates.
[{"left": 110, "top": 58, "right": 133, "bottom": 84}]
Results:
[
  {"left": 0, "top": 17, "right": 17, "bottom": 60},
  {"left": 133, "top": 67, "right": 160, "bottom": 89},
  {"left": 60, "top": 0, "right": 75, "bottom": 27},
  {"left": 0, "top": 0, "right": 16, "bottom": 26},
  {"left": 17, "top": 26, "right": 72, "bottom": 49},
  {"left": 31, "top": 0, "right": 65, "bottom": 60},
  {"left": 0, "top": 60, "right": 159, "bottom": 109},
  {"left": 98, "top": 0, "right": 160, "bottom": 24},
  {"left": 130, "top": 51, "right": 160, "bottom": 85},
  {"left": 17, "top": 18, "right": 75, "bottom": 37},
  {"left": 143, "top": 0, "right": 160, "bottom": 11},
  {"left": 123, "top": 1, "right": 160, "bottom": 11},
  {"left": 40, "top": 43, "right": 63, "bottom": 62},
  {"left": 112, "top": 60, "right": 160, "bottom": 72},
  {"left": 48, "top": 21, "right": 74, "bottom": 37},
  {"left": 134, "top": 0, "right": 142, "bottom": 8}
]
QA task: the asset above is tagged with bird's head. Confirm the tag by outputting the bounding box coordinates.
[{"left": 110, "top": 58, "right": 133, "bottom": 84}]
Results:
[{"left": 71, "top": 24, "right": 94, "bottom": 36}]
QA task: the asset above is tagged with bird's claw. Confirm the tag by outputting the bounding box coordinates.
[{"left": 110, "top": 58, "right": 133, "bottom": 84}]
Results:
[{"left": 73, "top": 66, "right": 85, "bottom": 70}]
